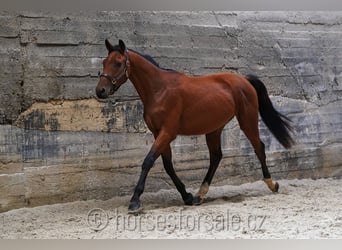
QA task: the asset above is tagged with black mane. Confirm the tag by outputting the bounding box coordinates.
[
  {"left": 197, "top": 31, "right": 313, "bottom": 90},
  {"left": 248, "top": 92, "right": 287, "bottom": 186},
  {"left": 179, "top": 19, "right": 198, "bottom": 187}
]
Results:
[
  {"left": 129, "top": 49, "right": 175, "bottom": 72},
  {"left": 108, "top": 45, "right": 174, "bottom": 72}
]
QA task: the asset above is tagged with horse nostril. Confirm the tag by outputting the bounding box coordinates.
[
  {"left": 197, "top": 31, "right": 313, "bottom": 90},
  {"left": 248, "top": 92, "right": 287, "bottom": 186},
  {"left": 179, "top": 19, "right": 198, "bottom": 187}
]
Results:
[{"left": 96, "top": 87, "right": 107, "bottom": 99}]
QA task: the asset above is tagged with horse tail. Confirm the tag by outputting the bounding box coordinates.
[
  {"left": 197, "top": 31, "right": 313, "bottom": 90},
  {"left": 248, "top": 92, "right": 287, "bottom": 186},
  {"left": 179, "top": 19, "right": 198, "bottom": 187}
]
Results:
[{"left": 245, "top": 74, "right": 295, "bottom": 149}]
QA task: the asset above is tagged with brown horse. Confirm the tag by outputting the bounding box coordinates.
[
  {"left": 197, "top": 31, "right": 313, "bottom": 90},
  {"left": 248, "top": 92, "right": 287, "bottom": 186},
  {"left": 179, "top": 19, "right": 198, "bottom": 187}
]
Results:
[{"left": 96, "top": 39, "right": 294, "bottom": 212}]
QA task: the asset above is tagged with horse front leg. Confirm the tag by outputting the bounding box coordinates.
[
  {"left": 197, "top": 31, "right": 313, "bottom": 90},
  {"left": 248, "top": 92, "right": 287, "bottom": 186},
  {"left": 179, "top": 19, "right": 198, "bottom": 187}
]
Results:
[
  {"left": 128, "top": 149, "right": 157, "bottom": 212},
  {"left": 128, "top": 130, "right": 176, "bottom": 212},
  {"left": 161, "top": 145, "right": 193, "bottom": 206}
]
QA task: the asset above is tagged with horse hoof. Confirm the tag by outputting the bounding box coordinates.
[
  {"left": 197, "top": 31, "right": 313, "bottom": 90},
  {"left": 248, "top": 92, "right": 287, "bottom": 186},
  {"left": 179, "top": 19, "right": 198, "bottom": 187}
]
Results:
[
  {"left": 184, "top": 193, "right": 194, "bottom": 205},
  {"left": 193, "top": 196, "right": 203, "bottom": 205},
  {"left": 264, "top": 178, "right": 279, "bottom": 193},
  {"left": 128, "top": 201, "right": 142, "bottom": 213},
  {"left": 273, "top": 182, "right": 279, "bottom": 193}
]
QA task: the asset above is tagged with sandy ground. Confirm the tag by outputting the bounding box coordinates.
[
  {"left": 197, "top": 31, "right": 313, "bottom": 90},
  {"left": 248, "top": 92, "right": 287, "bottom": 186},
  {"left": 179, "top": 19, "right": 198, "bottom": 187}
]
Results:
[{"left": 0, "top": 178, "right": 341, "bottom": 239}]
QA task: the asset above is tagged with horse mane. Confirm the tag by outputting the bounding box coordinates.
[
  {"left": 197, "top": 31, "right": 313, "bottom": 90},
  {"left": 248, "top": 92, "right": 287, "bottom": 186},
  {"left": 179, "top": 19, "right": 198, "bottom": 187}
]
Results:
[
  {"left": 108, "top": 44, "right": 174, "bottom": 72},
  {"left": 129, "top": 49, "right": 176, "bottom": 72}
]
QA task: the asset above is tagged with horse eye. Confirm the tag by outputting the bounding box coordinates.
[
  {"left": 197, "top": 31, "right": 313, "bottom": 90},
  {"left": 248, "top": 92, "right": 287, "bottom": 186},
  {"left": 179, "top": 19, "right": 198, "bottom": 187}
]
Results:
[{"left": 116, "top": 62, "right": 122, "bottom": 68}]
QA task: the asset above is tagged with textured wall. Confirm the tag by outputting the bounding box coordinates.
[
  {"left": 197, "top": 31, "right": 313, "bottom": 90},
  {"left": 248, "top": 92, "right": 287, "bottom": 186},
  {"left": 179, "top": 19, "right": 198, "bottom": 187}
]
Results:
[{"left": 0, "top": 11, "right": 341, "bottom": 212}]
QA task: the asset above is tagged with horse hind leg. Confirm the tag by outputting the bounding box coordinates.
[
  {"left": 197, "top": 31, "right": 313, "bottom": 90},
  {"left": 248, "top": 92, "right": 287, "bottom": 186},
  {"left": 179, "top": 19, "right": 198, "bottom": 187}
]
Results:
[
  {"left": 193, "top": 128, "right": 223, "bottom": 205},
  {"left": 256, "top": 141, "right": 279, "bottom": 192},
  {"left": 237, "top": 109, "right": 279, "bottom": 193}
]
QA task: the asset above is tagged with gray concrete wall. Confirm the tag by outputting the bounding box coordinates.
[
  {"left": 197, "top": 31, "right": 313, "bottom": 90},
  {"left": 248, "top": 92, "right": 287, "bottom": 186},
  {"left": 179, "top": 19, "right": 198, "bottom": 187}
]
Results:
[{"left": 0, "top": 11, "right": 341, "bottom": 212}]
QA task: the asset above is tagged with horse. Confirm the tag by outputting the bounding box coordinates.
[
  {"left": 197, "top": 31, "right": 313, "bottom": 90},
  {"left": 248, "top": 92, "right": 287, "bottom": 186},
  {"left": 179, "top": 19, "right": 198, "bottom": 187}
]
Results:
[{"left": 96, "top": 39, "right": 294, "bottom": 212}]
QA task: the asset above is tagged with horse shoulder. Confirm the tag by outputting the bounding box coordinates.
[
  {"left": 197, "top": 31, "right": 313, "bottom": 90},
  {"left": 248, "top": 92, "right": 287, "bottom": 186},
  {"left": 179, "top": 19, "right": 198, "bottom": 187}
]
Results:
[{"left": 143, "top": 88, "right": 183, "bottom": 133}]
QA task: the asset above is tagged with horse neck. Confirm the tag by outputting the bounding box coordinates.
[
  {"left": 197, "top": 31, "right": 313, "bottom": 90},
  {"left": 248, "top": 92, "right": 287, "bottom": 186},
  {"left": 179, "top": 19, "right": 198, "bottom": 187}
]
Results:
[{"left": 128, "top": 51, "right": 164, "bottom": 105}]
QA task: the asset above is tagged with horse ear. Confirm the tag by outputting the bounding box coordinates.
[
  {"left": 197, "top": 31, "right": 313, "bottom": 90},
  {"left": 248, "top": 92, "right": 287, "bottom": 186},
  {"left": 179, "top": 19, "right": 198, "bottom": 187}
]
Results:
[
  {"left": 105, "top": 39, "right": 114, "bottom": 52},
  {"left": 118, "top": 39, "right": 126, "bottom": 54}
]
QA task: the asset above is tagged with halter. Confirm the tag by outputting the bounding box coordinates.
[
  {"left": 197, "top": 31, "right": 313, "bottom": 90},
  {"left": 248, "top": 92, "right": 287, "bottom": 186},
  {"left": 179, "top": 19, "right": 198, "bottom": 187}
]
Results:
[{"left": 99, "top": 48, "right": 130, "bottom": 90}]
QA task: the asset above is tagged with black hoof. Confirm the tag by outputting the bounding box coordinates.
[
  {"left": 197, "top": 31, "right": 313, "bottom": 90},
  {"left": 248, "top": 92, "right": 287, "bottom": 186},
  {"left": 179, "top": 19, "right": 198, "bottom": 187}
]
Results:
[
  {"left": 184, "top": 193, "right": 194, "bottom": 205},
  {"left": 273, "top": 182, "right": 279, "bottom": 193},
  {"left": 193, "top": 196, "right": 203, "bottom": 205},
  {"left": 128, "top": 201, "right": 142, "bottom": 213}
]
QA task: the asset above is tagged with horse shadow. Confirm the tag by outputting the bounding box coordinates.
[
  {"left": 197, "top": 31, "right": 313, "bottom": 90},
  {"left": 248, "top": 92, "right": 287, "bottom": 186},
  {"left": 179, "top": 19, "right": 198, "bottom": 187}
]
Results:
[{"left": 125, "top": 179, "right": 293, "bottom": 214}]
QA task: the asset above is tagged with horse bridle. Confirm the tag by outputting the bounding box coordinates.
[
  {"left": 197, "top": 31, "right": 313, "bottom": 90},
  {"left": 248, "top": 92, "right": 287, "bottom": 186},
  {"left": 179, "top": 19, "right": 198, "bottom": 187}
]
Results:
[{"left": 98, "top": 48, "right": 130, "bottom": 91}]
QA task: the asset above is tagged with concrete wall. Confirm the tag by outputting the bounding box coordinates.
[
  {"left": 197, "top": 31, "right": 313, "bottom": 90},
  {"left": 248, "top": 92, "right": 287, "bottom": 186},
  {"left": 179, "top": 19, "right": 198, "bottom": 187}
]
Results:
[{"left": 0, "top": 11, "right": 341, "bottom": 212}]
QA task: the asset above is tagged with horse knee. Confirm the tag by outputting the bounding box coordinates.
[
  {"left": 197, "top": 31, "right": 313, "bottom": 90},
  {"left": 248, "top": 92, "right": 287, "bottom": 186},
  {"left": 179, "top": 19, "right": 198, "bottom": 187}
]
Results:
[{"left": 142, "top": 151, "right": 156, "bottom": 170}]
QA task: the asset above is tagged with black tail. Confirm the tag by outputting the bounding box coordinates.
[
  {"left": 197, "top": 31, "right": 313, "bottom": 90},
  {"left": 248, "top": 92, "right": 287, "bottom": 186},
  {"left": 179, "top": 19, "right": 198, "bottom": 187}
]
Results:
[{"left": 246, "top": 74, "right": 295, "bottom": 149}]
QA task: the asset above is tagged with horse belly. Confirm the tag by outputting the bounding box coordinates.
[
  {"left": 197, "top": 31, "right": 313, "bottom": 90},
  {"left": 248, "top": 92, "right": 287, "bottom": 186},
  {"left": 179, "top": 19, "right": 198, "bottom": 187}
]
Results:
[{"left": 178, "top": 100, "right": 235, "bottom": 135}]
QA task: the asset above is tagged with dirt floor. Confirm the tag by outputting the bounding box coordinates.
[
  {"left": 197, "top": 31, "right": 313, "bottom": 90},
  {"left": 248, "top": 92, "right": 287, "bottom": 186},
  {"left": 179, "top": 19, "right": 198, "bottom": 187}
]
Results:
[{"left": 1, "top": 178, "right": 341, "bottom": 239}]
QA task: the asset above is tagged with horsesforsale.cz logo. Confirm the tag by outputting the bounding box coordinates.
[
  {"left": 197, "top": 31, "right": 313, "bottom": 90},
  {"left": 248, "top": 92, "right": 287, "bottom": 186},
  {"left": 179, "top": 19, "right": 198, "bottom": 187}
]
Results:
[
  {"left": 87, "top": 208, "right": 109, "bottom": 231},
  {"left": 86, "top": 207, "right": 268, "bottom": 233}
]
